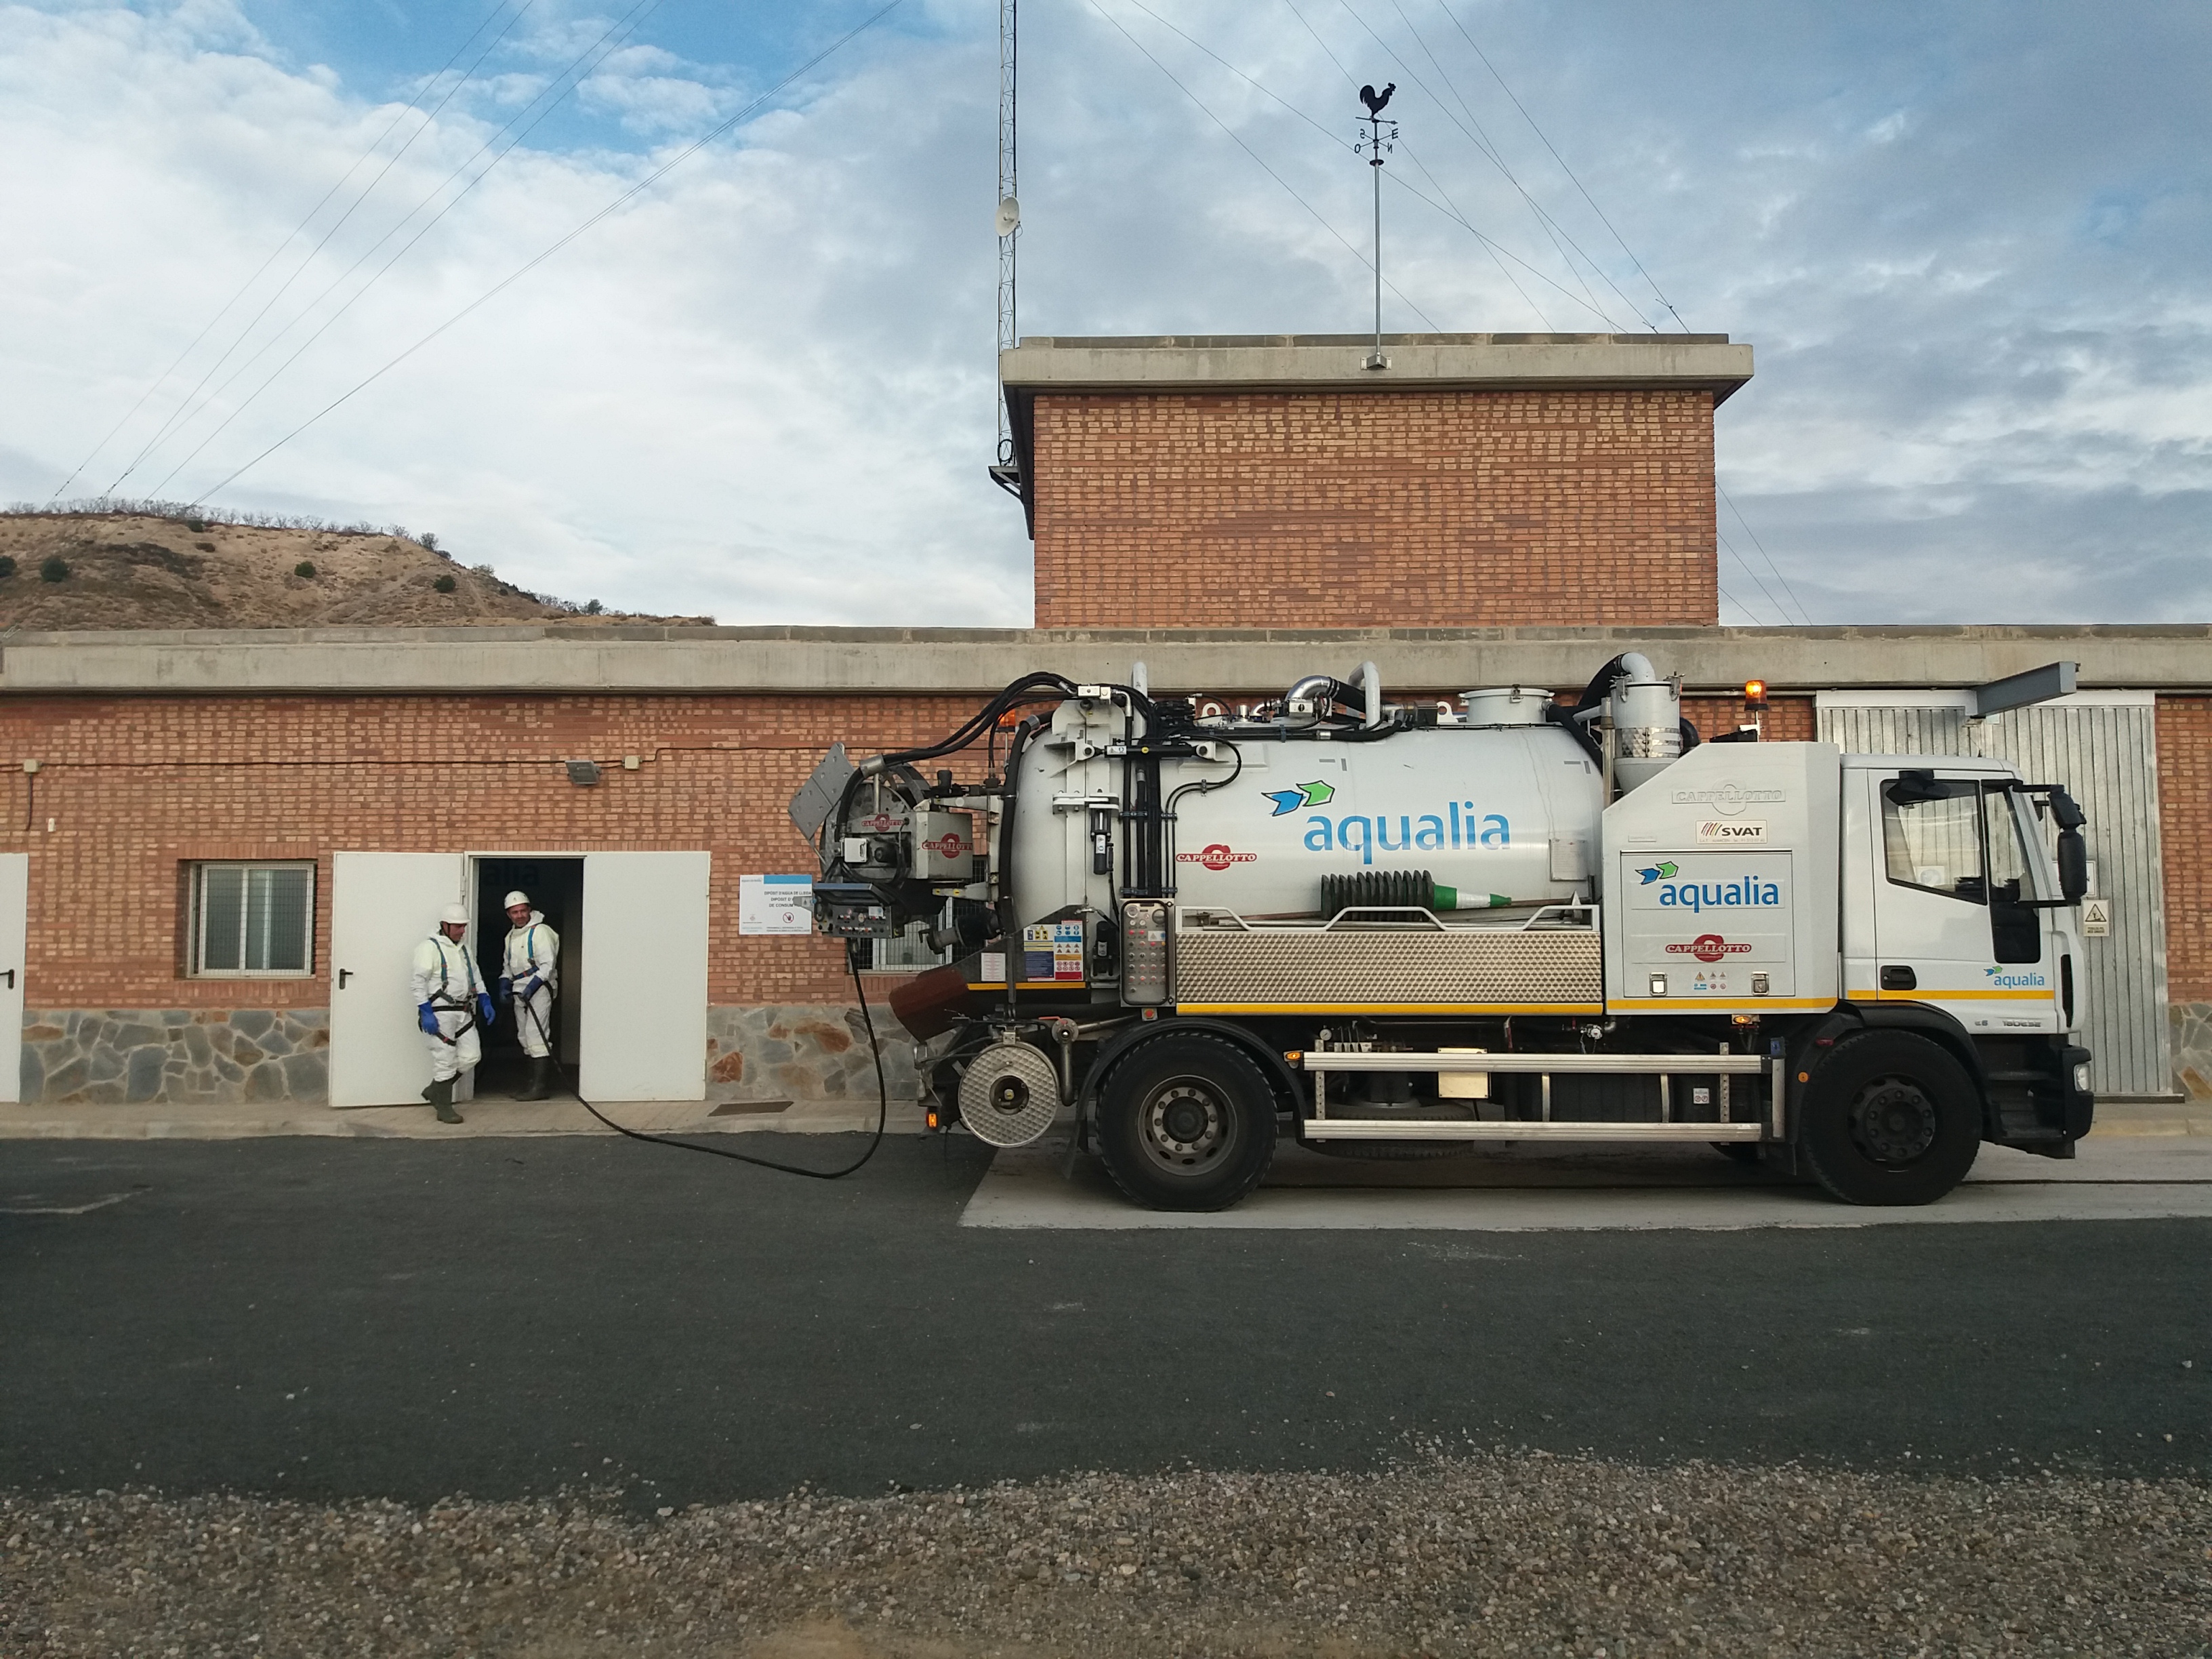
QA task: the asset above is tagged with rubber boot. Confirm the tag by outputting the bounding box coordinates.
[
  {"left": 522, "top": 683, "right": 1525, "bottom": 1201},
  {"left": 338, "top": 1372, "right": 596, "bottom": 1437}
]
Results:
[
  {"left": 428, "top": 1078, "right": 463, "bottom": 1124},
  {"left": 514, "top": 1057, "right": 553, "bottom": 1102}
]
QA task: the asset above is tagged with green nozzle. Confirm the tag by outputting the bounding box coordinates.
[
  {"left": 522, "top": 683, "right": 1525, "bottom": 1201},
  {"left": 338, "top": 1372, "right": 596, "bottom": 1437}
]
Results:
[{"left": 1432, "top": 884, "right": 1513, "bottom": 910}]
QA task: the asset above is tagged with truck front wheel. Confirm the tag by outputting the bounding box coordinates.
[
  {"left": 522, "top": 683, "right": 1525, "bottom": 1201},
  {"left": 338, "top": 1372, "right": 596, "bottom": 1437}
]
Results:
[
  {"left": 1095, "top": 1033, "right": 1278, "bottom": 1212},
  {"left": 1801, "top": 1031, "right": 1980, "bottom": 1206}
]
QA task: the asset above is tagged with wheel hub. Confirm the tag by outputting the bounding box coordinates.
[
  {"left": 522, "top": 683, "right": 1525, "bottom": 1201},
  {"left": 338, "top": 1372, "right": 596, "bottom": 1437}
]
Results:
[
  {"left": 1851, "top": 1077, "right": 1938, "bottom": 1164},
  {"left": 1143, "top": 1081, "right": 1228, "bottom": 1170}
]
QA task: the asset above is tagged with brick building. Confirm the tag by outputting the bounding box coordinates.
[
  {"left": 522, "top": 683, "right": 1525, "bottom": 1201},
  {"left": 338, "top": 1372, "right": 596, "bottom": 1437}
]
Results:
[{"left": 0, "top": 333, "right": 2207, "bottom": 1112}]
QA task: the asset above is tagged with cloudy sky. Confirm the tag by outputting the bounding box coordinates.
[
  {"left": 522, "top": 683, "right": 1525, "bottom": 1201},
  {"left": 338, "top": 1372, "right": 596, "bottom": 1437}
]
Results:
[{"left": 1, "top": 0, "right": 2204, "bottom": 626}]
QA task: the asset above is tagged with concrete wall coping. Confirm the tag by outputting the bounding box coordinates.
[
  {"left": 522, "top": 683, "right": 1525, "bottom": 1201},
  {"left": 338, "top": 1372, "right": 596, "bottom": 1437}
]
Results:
[
  {"left": 5, "top": 624, "right": 2212, "bottom": 697},
  {"left": 1000, "top": 333, "right": 1755, "bottom": 403}
]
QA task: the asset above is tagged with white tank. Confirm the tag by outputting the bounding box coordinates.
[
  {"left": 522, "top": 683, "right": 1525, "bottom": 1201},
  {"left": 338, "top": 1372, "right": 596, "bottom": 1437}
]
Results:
[{"left": 1011, "top": 712, "right": 1604, "bottom": 924}]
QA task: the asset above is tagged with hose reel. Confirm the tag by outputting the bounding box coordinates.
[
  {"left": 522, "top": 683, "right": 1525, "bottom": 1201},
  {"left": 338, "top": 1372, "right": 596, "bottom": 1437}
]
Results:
[{"left": 956, "top": 1035, "right": 1062, "bottom": 1147}]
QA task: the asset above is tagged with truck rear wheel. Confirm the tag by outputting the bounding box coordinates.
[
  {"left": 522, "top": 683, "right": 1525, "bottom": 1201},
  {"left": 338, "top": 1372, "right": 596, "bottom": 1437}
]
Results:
[
  {"left": 1801, "top": 1031, "right": 1980, "bottom": 1206},
  {"left": 1096, "top": 1033, "right": 1278, "bottom": 1211}
]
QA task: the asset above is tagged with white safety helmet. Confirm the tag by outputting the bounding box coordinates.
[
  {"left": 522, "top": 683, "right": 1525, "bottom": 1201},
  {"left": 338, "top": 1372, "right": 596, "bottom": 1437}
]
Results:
[
  {"left": 438, "top": 903, "right": 470, "bottom": 927},
  {"left": 503, "top": 890, "right": 531, "bottom": 910}
]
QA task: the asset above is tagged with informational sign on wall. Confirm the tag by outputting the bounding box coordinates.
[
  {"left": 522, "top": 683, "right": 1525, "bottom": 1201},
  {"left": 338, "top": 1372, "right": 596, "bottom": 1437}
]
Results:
[
  {"left": 2081, "top": 897, "right": 2112, "bottom": 938},
  {"left": 738, "top": 874, "right": 815, "bottom": 936}
]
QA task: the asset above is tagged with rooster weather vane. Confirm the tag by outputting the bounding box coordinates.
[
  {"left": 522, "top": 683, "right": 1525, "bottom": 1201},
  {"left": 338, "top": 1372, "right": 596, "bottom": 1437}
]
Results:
[{"left": 1355, "top": 83, "right": 1399, "bottom": 368}]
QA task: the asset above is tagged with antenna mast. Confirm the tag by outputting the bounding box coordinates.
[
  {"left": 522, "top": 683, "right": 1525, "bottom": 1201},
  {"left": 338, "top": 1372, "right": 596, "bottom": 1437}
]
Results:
[
  {"left": 1355, "top": 83, "right": 1397, "bottom": 370},
  {"left": 989, "top": 0, "right": 1022, "bottom": 494}
]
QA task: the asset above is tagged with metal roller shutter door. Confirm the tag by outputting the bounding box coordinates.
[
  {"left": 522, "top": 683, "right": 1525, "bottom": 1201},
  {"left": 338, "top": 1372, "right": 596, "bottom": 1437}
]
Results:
[{"left": 1815, "top": 694, "right": 2173, "bottom": 1099}]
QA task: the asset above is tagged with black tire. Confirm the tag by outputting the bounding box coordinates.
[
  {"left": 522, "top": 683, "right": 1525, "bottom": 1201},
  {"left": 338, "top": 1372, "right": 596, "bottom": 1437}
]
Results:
[
  {"left": 1095, "top": 1032, "right": 1279, "bottom": 1211},
  {"left": 1800, "top": 1031, "right": 1981, "bottom": 1206}
]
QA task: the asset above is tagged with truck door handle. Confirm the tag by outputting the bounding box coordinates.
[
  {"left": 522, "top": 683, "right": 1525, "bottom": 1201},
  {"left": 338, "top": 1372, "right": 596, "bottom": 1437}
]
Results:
[
  {"left": 337, "top": 968, "right": 352, "bottom": 989},
  {"left": 1879, "top": 965, "right": 1917, "bottom": 991}
]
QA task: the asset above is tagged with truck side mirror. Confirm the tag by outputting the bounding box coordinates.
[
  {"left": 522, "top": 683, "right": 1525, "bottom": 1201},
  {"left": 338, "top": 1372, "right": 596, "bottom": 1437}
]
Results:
[
  {"left": 2047, "top": 786, "right": 2086, "bottom": 832},
  {"left": 2057, "top": 828, "right": 2089, "bottom": 903}
]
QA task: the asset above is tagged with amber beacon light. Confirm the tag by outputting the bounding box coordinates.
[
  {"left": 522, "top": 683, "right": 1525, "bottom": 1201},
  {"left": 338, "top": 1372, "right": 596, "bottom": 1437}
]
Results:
[{"left": 1742, "top": 678, "right": 1769, "bottom": 710}]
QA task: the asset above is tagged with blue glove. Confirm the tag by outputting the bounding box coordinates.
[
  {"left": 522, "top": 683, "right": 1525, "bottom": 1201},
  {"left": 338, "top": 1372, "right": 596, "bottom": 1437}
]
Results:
[
  {"left": 476, "top": 992, "right": 497, "bottom": 1027},
  {"left": 497, "top": 975, "right": 513, "bottom": 1002},
  {"left": 517, "top": 976, "right": 541, "bottom": 1000},
  {"left": 417, "top": 1002, "right": 440, "bottom": 1036}
]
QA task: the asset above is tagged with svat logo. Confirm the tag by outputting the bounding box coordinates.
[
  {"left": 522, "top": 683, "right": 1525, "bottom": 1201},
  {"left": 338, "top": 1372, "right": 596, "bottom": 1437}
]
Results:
[
  {"left": 1264, "top": 780, "right": 1335, "bottom": 817},
  {"left": 920, "top": 832, "right": 968, "bottom": 859},
  {"left": 1176, "top": 842, "right": 1258, "bottom": 872},
  {"left": 1666, "top": 933, "right": 1753, "bottom": 964}
]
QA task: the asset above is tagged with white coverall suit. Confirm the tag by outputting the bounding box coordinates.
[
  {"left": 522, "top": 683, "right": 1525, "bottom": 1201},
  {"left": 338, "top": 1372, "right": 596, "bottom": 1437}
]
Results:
[
  {"left": 502, "top": 913, "right": 560, "bottom": 1059},
  {"left": 410, "top": 931, "right": 485, "bottom": 1083}
]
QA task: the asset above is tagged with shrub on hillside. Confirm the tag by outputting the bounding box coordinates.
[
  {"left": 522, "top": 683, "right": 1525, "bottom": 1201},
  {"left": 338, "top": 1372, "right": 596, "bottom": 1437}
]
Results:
[
  {"left": 39, "top": 556, "right": 70, "bottom": 583},
  {"left": 0, "top": 556, "right": 15, "bottom": 579},
  {"left": 433, "top": 573, "right": 457, "bottom": 594},
  {"left": 294, "top": 561, "right": 317, "bottom": 579},
  {"left": 420, "top": 533, "right": 438, "bottom": 552}
]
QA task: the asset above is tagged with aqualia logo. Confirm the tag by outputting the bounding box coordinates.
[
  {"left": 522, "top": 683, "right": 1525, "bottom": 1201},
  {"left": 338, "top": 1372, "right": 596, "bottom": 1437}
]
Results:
[
  {"left": 1984, "top": 965, "right": 2049, "bottom": 990},
  {"left": 1294, "top": 800, "right": 1511, "bottom": 865},
  {"left": 1636, "top": 865, "right": 1783, "bottom": 914}
]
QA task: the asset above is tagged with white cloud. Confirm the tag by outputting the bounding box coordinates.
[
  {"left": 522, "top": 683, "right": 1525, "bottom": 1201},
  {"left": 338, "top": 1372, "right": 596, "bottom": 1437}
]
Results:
[{"left": 0, "top": 0, "right": 2207, "bottom": 631}]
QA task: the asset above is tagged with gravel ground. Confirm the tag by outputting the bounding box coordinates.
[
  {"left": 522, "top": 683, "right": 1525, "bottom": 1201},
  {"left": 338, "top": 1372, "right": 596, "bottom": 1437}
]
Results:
[{"left": 3, "top": 1451, "right": 2208, "bottom": 1658}]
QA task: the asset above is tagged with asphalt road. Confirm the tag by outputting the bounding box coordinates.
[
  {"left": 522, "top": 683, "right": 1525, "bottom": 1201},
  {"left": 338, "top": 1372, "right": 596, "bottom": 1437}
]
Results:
[{"left": 3, "top": 1134, "right": 2207, "bottom": 1509}]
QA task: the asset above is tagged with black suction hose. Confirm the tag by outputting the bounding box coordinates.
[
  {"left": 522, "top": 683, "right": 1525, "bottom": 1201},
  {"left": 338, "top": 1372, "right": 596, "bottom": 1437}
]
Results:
[{"left": 576, "top": 942, "right": 889, "bottom": 1181}]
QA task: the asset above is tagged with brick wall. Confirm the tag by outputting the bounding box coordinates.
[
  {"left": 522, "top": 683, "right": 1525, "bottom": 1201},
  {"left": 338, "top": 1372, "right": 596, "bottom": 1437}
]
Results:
[
  {"left": 0, "top": 693, "right": 990, "bottom": 1011},
  {"left": 2158, "top": 696, "right": 2212, "bottom": 1003},
  {"left": 1030, "top": 389, "right": 1719, "bottom": 629}
]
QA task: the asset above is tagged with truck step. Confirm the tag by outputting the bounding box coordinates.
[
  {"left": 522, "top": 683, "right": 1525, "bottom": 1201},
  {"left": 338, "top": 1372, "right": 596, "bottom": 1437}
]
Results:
[{"left": 1302, "top": 1120, "right": 1763, "bottom": 1143}]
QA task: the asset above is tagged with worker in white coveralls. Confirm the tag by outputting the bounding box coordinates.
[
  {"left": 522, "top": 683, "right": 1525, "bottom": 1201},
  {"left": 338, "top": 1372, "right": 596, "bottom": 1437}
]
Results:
[
  {"left": 411, "top": 902, "right": 494, "bottom": 1124},
  {"left": 498, "top": 890, "right": 561, "bottom": 1101}
]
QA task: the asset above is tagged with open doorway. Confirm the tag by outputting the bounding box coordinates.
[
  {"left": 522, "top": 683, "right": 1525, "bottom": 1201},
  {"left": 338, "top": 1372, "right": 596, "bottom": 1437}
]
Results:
[{"left": 472, "top": 857, "right": 584, "bottom": 1099}]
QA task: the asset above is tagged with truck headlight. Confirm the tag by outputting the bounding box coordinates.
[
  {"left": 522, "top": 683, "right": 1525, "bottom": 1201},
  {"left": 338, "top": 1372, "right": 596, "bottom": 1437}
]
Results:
[{"left": 2072, "top": 1062, "right": 2092, "bottom": 1092}]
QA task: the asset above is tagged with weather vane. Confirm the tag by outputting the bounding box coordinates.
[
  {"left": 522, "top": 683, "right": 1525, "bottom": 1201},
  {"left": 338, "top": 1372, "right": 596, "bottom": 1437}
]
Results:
[{"left": 1355, "top": 81, "right": 1397, "bottom": 369}]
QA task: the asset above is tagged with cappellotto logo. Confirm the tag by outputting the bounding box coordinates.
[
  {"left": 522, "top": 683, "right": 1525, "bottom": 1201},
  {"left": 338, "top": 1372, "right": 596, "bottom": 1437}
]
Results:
[
  {"left": 1176, "top": 843, "right": 1258, "bottom": 872},
  {"left": 1671, "top": 781, "right": 1786, "bottom": 816},
  {"left": 1666, "top": 933, "right": 1754, "bottom": 964}
]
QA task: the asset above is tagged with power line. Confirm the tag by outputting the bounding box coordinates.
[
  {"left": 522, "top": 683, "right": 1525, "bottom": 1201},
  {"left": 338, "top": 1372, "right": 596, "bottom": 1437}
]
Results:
[
  {"left": 1124, "top": 0, "right": 1579, "bottom": 330},
  {"left": 106, "top": 3, "right": 537, "bottom": 495},
  {"left": 51, "top": 0, "right": 523, "bottom": 501},
  {"left": 1331, "top": 0, "right": 1641, "bottom": 333},
  {"left": 192, "top": 0, "right": 914, "bottom": 501},
  {"left": 1088, "top": 0, "right": 1442, "bottom": 330},
  {"left": 1719, "top": 483, "right": 1813, "bottom": 624},
  {"left": 1718, "top": 529, "right": 1792, "bottom": 626},
  {"left": 1435, "top": 0, "right": 1690, "bottom": 332},
  {"left": 1382, "top": 0, "right": 1615, "bottom": 329},
  {"left": 151, "top": 0, "right": 666, "bottom": 496}
]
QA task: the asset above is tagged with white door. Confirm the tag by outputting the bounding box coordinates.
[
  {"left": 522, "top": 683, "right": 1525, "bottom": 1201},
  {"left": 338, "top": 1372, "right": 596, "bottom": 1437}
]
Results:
[
  {"left": 0, "top": 853, "right": 26, "bottom": 1103},
  {"left": 330, "top": 853, "right": 466, "bottom": 1107},
  {"left": 579, "top": 851, "right": 710, "bottom": 1102}
]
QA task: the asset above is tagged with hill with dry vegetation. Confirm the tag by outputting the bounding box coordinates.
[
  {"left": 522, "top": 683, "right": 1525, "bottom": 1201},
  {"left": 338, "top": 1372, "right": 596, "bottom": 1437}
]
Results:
[{"left": 0, "top": 508, "right": 712, "bottom": 631}]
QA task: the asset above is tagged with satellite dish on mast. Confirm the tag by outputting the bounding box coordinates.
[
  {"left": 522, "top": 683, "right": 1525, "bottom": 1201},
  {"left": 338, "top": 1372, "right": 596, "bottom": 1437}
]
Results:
[{"left": 995, "top": 194, "right": 1022, "bottom": 237}]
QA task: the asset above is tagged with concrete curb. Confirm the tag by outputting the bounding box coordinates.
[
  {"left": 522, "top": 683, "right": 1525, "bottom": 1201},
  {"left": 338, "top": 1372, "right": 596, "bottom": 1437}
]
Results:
[{"left": 0, "top": 1097, "right": 928, "bottom": 1141}]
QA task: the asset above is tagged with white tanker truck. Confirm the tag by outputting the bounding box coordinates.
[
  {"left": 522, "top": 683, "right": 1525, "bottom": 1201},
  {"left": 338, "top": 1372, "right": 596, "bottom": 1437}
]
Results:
[{"left": 792, "top": 653, "right": 2095, "bottom": 1212}]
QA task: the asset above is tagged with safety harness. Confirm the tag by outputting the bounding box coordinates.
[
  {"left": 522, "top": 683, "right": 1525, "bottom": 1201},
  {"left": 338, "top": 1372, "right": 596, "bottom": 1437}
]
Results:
[
  {"left": 506, "top": 922, "right": 558, "bottom": 1002},
  {"left": 426, "top": 935, "right": 485, "bottom": 1046}
]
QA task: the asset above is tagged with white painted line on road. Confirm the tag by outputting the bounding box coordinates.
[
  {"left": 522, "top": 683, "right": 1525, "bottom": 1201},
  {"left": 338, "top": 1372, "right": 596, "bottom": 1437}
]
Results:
[
  {"left": 0, "top": 1191, "right": 142, "bottom": 1216},
  {"left": 960, "top": 1139, "right": 2212, "bottom": 1232}
]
